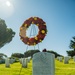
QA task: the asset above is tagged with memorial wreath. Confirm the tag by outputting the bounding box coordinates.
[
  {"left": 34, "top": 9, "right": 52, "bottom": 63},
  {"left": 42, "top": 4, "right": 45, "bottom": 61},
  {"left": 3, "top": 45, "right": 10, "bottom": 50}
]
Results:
[{"left": 19, "top": 17, "right": 47, "bottom": 46}]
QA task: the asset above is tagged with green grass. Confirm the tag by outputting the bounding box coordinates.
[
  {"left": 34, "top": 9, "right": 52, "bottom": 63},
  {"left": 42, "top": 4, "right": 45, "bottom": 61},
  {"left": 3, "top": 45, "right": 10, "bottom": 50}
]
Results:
[
  {"left": 0, "top": 59, "right": 75, "bottom": 75},
  {"left": 55, "top": 59, "right": 75, "bottom": 75},
  {"left": 0, "top": 61, "right": 32, "bottom": 75}
]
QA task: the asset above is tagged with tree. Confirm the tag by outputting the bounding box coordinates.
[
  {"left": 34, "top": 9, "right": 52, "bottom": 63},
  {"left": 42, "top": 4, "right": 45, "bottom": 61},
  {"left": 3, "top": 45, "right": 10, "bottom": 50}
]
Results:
[
  {"left": 24, "top": 50, "right": 40, "bottom": 58},
  {"left": 66, "top": 50, "right": 75, "bottom": 57},
  {"left": 47, "top": 50, "right": 62, "bottom": 58},
  {"left": 66, "top": 36, "right": 75, "bottom": 57},
  {"left": 0, "top": 53, "right": 7, "bottom": 59},
  {"left": 0, "top": 18, "right": 15, "bottom": 48},
  {"left": 11, "top": 53, "right": 24, "bottom": 58},
  {"left": 24, "top": 49, "right": 62, "bottom": 58},
  {"left": 69, "top": 36, "right": 75, "bottom": 51}
]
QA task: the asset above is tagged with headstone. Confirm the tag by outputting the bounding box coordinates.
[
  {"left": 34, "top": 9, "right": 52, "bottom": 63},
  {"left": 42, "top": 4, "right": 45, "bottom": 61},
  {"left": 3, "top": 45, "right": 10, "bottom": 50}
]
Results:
[
  {"left": 5, "top": 58, "right": 10, "bottom": 67},
  {"left": 10, "top": 58, "right": 15, "bottom": 64},
  {"left": 64, "top": 57, "right": 69, "bottom": 64},
  {"left": 0, "top": 60, "right": 2, "bottom": 64},
  {"left": 22, "top": 58, "right": 28, "bottom": 68},
  {"left": 57, "top": 56, "right": 60, "bottom": 60},
  {"left": 59, "top": 57, "right": 63, "bottom": 62},
  {"left": 73, "top": 56, "right": 75, "bottom": 62},
  {"left": 32, "top": 52, "right": 55, "bottom": 75},
  {"left": 28, "top": 57, "right": 31, "bottom": 63},
  {"left": 68, "top": 56, "right": 71, "bottom": 60},
  {"left": 19, "top": 58, "right": 23, "bottom": 64},
  {"left": 28, "top": 58, "right": 30, "bottom": 63}
]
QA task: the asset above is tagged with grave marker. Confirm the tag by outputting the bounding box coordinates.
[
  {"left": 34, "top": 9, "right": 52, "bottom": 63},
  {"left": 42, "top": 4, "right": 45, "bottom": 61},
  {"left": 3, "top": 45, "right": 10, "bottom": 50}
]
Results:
[
  {"left": 73, "top": 56, "right": 75, "bottom": 62},
  {"left": 22, "top": 58, "right": 28, "bottom": 68},
  {"left": 5, "top": 58, "right": 10, "bottom": 68},
  {"left": 32, "top": 52, "right": 55, "bottom": 75},
  {"left": 64, "top": 57, "right": 69, "bottom": 64}
]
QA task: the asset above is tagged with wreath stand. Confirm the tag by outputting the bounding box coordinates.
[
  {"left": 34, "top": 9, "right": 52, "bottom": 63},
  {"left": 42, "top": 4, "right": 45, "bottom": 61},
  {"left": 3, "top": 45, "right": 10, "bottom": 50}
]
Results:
[{"left": 25, "top": 23, "right": 40, "bottom": 52}]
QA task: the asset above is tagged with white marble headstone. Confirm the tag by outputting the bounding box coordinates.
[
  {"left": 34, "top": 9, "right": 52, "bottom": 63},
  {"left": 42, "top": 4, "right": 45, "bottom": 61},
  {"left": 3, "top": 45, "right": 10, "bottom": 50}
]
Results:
[
  {"left": 10, "top": 58, "right": 15, "bottom": 64},
  {"left": 64, "top": 57, "right": 69, "bottom": 64},
  {"left": 22, "top": 58, "right": 28, "bottom": 68},
  {"left": 57, "top": 56, "right": 60, "bottom": 60},
  {"left": 73, "top": 56, "right": 75, "bottom": 62},
  {"left": 68, "top": 56, "right": 71, "bottom": 60},
  {"left": 28, "top": 57, "right": 31, "bottom": 63},
  {"left": 59, "top": 57, "right": 63, "bottom": 62},
  {"left": 28, "top": 58, "right": 30, "bottom": 63},
  {"left": 19, "top": 58, "right": 23, "bottom": 64},
  {"left": 32, "top": 52, "right": 55, "bottom": 75},
  {"left": 5, "top": 58, "right": 10, "bottom": 67}
]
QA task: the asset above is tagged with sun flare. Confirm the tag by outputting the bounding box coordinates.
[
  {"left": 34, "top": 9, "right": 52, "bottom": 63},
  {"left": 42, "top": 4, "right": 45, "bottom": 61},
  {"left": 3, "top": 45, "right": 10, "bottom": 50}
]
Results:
[
  {"left": 0, "top": 0, "right": 14, "bottom": 18},
  {"left": 6, "top": 1, "right": 11, "bottom": 6}
]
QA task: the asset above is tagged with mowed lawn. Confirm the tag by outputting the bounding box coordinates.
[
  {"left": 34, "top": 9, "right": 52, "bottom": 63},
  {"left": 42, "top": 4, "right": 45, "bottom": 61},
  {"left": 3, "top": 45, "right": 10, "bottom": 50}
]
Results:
[
  {"left": 55, "top": 59, "right": 75, "bottom": 75},
  {"left": 0, "top": 59, "right": 75, "bottom": 75}
]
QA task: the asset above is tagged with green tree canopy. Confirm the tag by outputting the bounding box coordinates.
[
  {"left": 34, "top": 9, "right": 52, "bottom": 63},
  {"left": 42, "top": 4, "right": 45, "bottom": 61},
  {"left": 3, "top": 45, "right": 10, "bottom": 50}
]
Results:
[
  {"left": 11, "top": 53, "right": 24, "bottom": 58},
  {"left": 24, "top": 49, "right": 62, "bottom": 58},
  {"left": 47, "top": 50, "right": 63, "bottom": 58},
  {"left": 0, "top": 53, "right": 7, "bottom": 59},
  {"left": 66, "top": 36, "right": 75, "bottom": 57},
  {"left": 69, "top": 36, "right": 75, "bottom": 51},
  {"left": 66, "top": 50, "right": 75, "bottom": 57},
  {"left": 24, "top": 50, "right": 40, "bottom": 58},
  {"left": 0, "top": 18, "right": 15, "bottom": 48}
]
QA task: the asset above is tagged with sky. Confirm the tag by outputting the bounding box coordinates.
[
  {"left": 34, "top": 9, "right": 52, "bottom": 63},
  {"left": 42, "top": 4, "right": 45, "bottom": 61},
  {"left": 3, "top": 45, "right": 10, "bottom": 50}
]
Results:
[{"left": 0, "top": 0, "right": 75, "bottom": 57}]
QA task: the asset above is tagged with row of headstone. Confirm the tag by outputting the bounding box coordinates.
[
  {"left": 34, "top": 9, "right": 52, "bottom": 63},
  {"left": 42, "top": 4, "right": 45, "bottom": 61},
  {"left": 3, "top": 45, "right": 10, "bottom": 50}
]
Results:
[
  {"left": 56, "top": 56, "right": 74, "bottom": 64},
  {"left": 19, "top": 57, "right": 31, "bottom": 64},
  {"left": 19, "top": 57, "right": 31, "bottom": 68},
  {"left": 5, "top": 57, "right": 30, "bottom": 68},
  {"left": 57, "top": 56, "right": 70, "bottom": 64},
  {"left": 57, "top": 56, "right": 63, "bottom": 62}
]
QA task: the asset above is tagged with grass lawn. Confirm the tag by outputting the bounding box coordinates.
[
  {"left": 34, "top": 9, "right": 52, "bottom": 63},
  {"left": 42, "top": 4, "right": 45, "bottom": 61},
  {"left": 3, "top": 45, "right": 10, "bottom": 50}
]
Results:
[
  {"left": 0, "top": 61, "right": 32, "bottom": 75},
  {"left": 0, "top": 59, "right": 75, "bottom": 75},
  {"left": 55, "top": 59, "right": 75, "bottom": 75}
]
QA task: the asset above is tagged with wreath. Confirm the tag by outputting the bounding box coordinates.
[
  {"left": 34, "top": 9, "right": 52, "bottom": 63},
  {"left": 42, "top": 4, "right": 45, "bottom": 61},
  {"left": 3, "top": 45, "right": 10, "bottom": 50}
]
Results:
[{"left": 19, "top": 17, "right": 47, "bottom": 46}]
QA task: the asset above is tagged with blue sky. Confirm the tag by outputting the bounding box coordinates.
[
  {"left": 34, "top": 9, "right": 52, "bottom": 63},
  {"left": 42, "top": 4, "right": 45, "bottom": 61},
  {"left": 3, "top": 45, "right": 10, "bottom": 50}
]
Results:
[{"left": 0, "top": 0, "right": 75, "bottom": 57}]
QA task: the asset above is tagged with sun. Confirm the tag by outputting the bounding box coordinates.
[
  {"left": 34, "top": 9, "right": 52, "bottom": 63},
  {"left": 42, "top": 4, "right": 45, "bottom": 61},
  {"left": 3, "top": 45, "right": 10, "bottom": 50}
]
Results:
[
  {"left": 6, "top": 1, "right": 11, "bottom": 6},
  {"left": 0, "top": 0, "right": 14, "bottom": 18}
]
